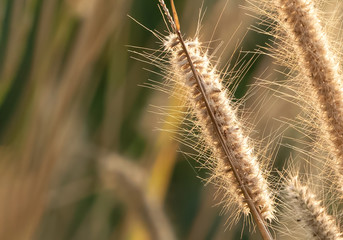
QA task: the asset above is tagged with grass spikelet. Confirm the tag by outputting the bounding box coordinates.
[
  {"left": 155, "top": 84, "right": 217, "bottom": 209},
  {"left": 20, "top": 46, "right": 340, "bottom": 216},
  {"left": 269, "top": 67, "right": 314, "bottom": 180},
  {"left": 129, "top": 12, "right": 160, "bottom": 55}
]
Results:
[
  {"left": 246, "top": 0, "right": 343, "bottom": 194},
  {"left": 277, "top": 0, "right": 343, "bottom": 190},
  {"left": 164, "top": 32, "right": 275, "bottom": 221},
  {"left": 282, "top": 174, "right": 343, "bottom": 240},
  {"left": 157, "top": 1, "right": 275, "bottom": 238}
]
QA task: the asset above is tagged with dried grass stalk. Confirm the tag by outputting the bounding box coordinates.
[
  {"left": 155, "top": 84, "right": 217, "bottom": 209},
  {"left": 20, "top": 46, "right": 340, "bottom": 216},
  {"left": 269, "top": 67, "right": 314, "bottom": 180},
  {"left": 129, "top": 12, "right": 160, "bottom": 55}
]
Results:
[
  {"left": 158, "top": 1, "right": 274, "bottom": 239},
  {"left": 277, "top": 0, "right": 343, "bottom": 188}
]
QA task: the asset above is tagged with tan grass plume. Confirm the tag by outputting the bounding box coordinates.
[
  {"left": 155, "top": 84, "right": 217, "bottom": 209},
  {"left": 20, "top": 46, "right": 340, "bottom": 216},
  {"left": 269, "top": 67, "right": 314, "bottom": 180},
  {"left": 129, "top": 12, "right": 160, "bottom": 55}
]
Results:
[
  {"left": 283, "top": 175, "right": 343, "bottom": 239},
  {"left": 276, "top": 0, "right": 343, "bottom": 191},
  {"left": 157, "top": 1, "right": 275, "bottom": 238}
]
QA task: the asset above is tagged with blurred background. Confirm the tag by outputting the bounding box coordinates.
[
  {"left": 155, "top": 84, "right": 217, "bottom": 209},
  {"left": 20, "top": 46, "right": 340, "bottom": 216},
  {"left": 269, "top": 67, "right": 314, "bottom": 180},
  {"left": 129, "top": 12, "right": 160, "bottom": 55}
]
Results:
[{"left": 0, "top": 0, "right": 302, "bottom": 239}]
